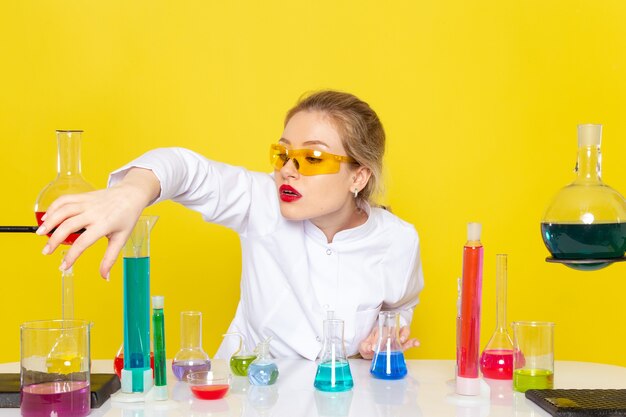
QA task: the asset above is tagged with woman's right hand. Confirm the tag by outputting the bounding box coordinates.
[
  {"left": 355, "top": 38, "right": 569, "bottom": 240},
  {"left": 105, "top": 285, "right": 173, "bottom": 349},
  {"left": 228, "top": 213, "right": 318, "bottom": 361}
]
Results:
[{"left": 37, "top": 168, "right": 160, "bottom": 280}]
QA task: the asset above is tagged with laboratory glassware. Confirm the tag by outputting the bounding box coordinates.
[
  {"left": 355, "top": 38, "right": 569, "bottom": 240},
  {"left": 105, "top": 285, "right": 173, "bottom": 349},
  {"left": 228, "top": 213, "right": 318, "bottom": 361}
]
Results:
[
  {"left": 172, "top": 311, "right": 211, "bottom": 381},
  {"left": 480, "top": 254, "right": 514, "bottom": 380},
  {"left": 456, "top": 222, "right": 483, "bottom": 396},
  {"left": 187, "top": 371, "right": 231, "bottom": 400},
  {"left": 34, "top": 130, "right": 95, "bottom": 245},
  {"left": 512, "top": 321, "right": 555, "bottom": 392},
  {"left": 223, "top": 332, "right": 257, "bottom": 376},
  {"left": 314, "top": 311, "right": 353, "bottom": 392},
  {"left": 152, "top": 295, "right": 168, "bottom": 400},
  {"left": 542, "top": 124, "right": 626, "bottom": 270},
  {"left": 21, "top": 319, "right": 91, "bottom": 417},
  {"left": 121, "top": 215, "right": 158, "bottom": 393},
  {"left": 370, "top": 311, "right": 407, "bottom": 379},
  {"left": 113, "top": 344, "right": 154, "bottom": 379},
  {"left": 248, "top": 337, "right": 279, "bottom": 385}
]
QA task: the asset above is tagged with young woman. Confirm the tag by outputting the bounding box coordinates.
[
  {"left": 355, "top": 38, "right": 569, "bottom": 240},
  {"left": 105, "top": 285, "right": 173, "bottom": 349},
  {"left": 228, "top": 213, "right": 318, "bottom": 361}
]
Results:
[{"left": 38, "top": 90, "right": 424, "bottom": 360}]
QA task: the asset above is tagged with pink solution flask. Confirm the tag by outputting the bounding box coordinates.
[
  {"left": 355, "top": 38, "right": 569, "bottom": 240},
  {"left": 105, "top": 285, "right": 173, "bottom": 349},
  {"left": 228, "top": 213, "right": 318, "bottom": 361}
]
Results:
[{"left": 480, "top": 254, "right": 514, "bottom": 380}]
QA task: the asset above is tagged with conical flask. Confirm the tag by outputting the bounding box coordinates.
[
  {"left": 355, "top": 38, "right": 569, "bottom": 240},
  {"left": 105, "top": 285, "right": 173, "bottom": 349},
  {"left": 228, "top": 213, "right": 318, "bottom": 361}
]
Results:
[
  {"left": 172, "top": 310, "right": 211, "bottom": 381},
  {"left": 480, "top": 254, "right": 514, "bottom": 380},
  {"left": 314, "top": 311, "right": 353, "bottom": 392},
  {"left": 370, "top": 311, "right": 407, "bottom": 380},
  {"left": 35, "top": 130, "right": 95, "bottom": 245},
  {"left": 223, "top": 332, "right": 257, "bottom": 376},
  {"left": 121, "top": 215, "right": 158, "bottom": 393},
  {"left": 542, "top": 124, "right": 626, "bottom": 271}
]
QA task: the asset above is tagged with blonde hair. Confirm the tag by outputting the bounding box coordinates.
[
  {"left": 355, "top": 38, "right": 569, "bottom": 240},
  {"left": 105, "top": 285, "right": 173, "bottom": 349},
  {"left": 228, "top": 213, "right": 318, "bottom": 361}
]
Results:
[{"left": 285, "top": 90, "right": 385, "bottom": 204}]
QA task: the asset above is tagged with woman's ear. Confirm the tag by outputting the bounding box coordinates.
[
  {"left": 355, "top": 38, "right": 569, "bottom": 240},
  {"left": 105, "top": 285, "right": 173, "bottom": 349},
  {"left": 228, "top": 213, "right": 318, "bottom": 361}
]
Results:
[{"left": 352, "top": 166, "right": 372, "bottom": 194}]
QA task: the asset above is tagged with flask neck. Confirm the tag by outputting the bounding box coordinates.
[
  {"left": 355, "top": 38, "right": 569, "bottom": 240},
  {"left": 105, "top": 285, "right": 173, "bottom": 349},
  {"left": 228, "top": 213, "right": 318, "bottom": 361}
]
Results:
[
  {"left": 56, "top": 131, "right": 84, "bottom": 177},
  {"left": 494, "top": 254, "right": 508, "bottom": 331},
  {"left": 574, "top": 145, "right": 602, "bottom": 184},
  {"left": 180, "top": 312, "right": 203, "bottom": 349}
]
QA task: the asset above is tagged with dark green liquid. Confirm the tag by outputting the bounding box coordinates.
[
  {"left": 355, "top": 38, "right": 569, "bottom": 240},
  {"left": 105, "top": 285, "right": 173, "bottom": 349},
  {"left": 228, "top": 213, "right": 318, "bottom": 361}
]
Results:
[{"left": 541, "top": 222, "right": 626, "bottom": 271}]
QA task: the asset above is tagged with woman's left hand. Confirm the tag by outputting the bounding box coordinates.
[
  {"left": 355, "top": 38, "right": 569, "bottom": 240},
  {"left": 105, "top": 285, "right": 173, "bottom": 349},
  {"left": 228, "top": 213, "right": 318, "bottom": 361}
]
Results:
[{"left": 358, "top": 325, "right": 420, "bottom": 359}]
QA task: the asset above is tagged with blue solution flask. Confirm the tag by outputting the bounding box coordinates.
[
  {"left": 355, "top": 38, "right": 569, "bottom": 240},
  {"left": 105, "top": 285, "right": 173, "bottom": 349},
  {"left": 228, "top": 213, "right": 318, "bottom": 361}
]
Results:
[
  {"left": 314, "top": 312, "right": 354, "bottom": 392},
  {"left": 370, "top": 311, "right": 407, "bottom": 380},
  {"left": 248, "top": 337, "right": 279, "bottom": 386}
]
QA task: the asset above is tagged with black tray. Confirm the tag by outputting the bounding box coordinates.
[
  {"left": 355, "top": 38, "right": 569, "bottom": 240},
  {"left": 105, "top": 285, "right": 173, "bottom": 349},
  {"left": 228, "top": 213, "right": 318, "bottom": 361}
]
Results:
[
  {"left": 0, "top": 373, "right": 120, "bottom": 408},
  {"left": 526, "top": 389, "right": 626, "bottom": 416}
]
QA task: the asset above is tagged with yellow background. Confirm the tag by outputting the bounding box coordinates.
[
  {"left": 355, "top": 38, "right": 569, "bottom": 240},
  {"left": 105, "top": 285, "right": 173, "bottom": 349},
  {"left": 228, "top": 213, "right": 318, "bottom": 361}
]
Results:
[{"left": 1, "top": 1, "right": 625, "bottom": 367}]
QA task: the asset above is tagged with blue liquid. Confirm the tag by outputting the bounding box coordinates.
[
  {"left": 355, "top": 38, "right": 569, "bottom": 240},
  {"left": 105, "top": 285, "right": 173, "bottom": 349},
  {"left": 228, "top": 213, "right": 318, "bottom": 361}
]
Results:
[
  {"left": 314, "top": 361, "right": 354, "bottom": 392},
  {"left": 248, "top": 362, "right": 279, "bottom": 385},
  {"left": 123, "top": 256, "right": 151, "bottom": 392},
  {"left": 370, "top": 351, "right": 407, "bottom": 380}
]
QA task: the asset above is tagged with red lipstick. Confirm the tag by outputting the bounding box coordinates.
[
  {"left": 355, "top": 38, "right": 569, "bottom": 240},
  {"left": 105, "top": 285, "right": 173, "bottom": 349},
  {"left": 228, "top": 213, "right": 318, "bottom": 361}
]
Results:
[{"left": 279, "top": 184, "right": 302, "bottom": 202}]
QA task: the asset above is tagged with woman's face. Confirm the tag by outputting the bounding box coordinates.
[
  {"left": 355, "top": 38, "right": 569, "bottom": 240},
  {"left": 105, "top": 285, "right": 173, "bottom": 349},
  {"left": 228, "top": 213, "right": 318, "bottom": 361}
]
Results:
[{"left": 274, "top": 110, "right": 359, "bottom": 225}]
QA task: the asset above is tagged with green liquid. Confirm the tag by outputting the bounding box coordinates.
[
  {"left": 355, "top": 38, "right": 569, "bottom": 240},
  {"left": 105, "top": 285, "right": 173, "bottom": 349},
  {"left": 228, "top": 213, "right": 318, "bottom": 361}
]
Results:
[
  {"left": 513, "top": 368, "right": 553, "bottom": 392},
  {"left": 541, "top": 222, "right": 626, "bottom": 271},
  {"left": 230, "top": 355, "right": 257, "bottom": 376}
]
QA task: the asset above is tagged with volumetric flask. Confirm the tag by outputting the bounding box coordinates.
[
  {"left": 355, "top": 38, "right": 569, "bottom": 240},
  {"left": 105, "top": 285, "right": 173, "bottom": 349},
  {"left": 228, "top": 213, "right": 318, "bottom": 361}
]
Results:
[
  {"left": 542, "top": 124, "right": 626, "bottom": 270},
  {"left": 314, "top": 312, "right": 353, "bottom": 392},
  {"left": 172, "top": 311, "right": 211, "bottom": 381},
  {"left": 21, "top": 319, "right": 91, "bottom": 417},
  {"left": 480, "top": 254, "right": 514, "bottom": 380},
  {"left": 370, "top": 311, "right": 407, "bottom": 380}
]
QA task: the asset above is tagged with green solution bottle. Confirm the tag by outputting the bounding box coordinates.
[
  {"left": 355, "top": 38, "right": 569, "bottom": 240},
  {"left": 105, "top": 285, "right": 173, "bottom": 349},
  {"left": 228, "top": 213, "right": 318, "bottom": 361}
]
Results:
[
  {"left": 152, "top": 296, "right": 167, "bottom": 400},
  {"left": 223, "top": 332, "right": 257, "bottom": 377}
]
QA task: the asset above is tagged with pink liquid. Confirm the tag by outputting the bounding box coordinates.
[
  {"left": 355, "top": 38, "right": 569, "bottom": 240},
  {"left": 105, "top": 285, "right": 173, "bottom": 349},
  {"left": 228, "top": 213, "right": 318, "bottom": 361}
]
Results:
[
  {"left": 480, "top": 349, "right": 514, "bottom": 380},
  {"left": 190, "top": 385, "right": 229, "bottom": 400},
  {"left": 21, "top": 380, "right": 90, "bottom": 417}
]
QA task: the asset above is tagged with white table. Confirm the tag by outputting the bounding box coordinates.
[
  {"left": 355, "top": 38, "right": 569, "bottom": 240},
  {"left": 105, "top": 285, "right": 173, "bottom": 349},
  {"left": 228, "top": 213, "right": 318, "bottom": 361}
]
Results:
[{"left": 2, "top": 359, "right": 626, "bottom": 416}]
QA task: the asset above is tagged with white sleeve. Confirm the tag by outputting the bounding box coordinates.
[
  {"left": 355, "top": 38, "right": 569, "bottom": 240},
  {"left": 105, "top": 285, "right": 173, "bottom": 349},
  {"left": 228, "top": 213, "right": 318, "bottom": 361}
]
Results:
[
  {"left": 383, "top": 232, "right": 425, "bottom": 327},
  {"left": 108, "top": 147, "right": 274, "bottom": 234}
]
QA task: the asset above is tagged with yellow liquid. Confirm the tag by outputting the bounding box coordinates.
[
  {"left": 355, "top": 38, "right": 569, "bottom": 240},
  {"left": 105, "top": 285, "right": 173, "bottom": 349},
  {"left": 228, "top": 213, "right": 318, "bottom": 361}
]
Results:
[
  {"left": 46, "top": 355, "right": 83, "bottom": 374},
  {"left": 513, "top": 368, "right": 553, "bottom": 392}
]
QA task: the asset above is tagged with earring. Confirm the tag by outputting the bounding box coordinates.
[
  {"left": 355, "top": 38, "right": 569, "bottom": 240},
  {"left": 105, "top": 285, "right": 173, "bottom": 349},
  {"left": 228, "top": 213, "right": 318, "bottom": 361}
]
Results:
[{"left": 353, "top": 188, "right": 358, "bottom": 198}]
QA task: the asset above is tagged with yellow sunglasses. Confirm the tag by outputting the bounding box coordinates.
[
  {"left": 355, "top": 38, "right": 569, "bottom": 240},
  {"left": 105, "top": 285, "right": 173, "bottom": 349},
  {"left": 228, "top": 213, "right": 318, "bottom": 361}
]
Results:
[{"left": 270, "top": 143, "right": 357, "bottom": 176}]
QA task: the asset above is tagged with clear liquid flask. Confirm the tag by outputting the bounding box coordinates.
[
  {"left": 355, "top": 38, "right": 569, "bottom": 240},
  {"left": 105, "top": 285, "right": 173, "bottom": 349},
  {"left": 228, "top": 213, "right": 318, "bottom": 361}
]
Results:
[
  {"left": 480, "top": 254, "right": 514, "bottom": 380},
  {"left": 223, "top": 332, "right": 257, "bottom": 376},
  {"left": 542, "top": 124, "right": 626, "bottom": 270},
  {"left": 370, "top": 311, "right": 407, "bottom": 380},
  {"left": 314, "top": 312, "right": 354, "bottom": 392},
  {"left": 171, "top": 311, "right": 211, "bottom": 381},
  {"left": 248, "top": 337, "right": 279, "bottom": 386}
]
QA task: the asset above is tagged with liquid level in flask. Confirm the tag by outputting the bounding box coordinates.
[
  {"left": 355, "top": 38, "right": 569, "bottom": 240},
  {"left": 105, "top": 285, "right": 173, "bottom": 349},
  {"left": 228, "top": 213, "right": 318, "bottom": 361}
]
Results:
[
  {"left": 114, "top": 352, "right": 155, "bottom": 379},
  {"left": 480, "top": 349, "right": 513, "bottom": 380},
  {"left": 230, "top": 354, "right": 257, "bottom": 376},
  {"left": 370, "top": 351, "right": 407, "bottom": 379},
  {"left": 172, "top": 360, "right": 211, "bottom": 381},
  {"left": 541, "top": 222, "right": 626, "bottom": 261},
  {"left": 21, "top": 380, "right": 90, "bottom": 417},
  {"left": 248, "top": 362, "right": 279, "bottom": 385},
  {"left": 314, "top": 361, "right": 353, "bottom": 392}
]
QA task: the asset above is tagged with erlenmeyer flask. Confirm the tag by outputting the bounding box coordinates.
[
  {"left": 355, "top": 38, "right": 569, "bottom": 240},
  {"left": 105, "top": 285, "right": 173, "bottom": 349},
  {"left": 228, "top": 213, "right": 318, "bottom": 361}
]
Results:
[
  {"left": 542, "top": 124, "right": 626, "bottom": 270},
  {"left": 370, "top": 311, "right": 407, "bottom": 380},
  {"left": 223, "top": 332, "right": 257, "bottom": 376},
  {"left": 121, "top": 215, "right": 158, "bottom": 393},
  {"left": 35, "top": 130, "right": 95, "bottom": 245},
  {"left": 480, "top": 254, "right": 514, "bottom": 380},
  {"left": 172, "top": 311, "right": 211, "bottom": 381},
  {"left": 314, "top": 311, "right": 353, "bottom": 392}
]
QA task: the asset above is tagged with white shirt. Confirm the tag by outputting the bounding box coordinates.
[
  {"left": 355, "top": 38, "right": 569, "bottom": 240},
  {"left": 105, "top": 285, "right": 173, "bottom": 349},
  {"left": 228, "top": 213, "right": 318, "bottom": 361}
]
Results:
[{"left": 110, "top": 147, "right": 424, "bottom": 360}]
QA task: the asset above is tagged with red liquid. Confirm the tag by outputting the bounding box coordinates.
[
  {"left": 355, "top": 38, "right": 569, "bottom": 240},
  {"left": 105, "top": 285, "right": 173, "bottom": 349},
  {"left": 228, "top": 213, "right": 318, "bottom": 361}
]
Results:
[
  {"left": 35, "top": 212, "right": 79, "bottom": 245},
  {"left": 191, "top": 385, "right": 229, "bottom": 400},
  {"left": 114, "top": 352, "right": 155, "bottom": 379},
  {"left": 21, "top": 380, "right": 90, "bottom": 417},
  {"left": 457, "top": 244, "right": 483, "bottom": 379},
  {"left": 480, "top": 349, "right": 513, "bottom": 380}
]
